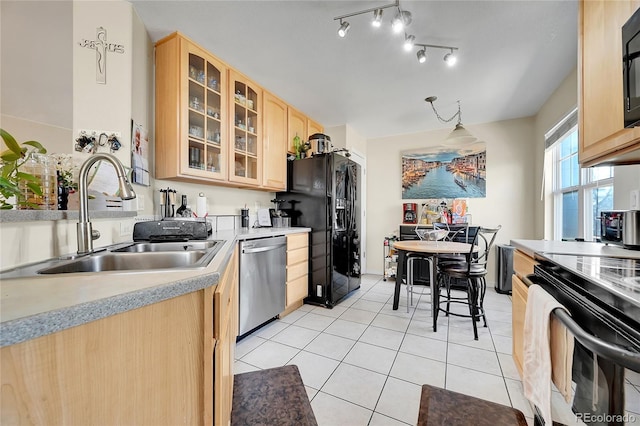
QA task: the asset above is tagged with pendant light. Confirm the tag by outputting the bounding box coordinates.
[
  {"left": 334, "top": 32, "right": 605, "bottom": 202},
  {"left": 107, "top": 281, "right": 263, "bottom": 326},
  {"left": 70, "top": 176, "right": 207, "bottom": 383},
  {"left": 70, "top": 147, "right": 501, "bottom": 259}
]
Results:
[{"left": 425, "top": 96, "right": 477, "bottom": 145}]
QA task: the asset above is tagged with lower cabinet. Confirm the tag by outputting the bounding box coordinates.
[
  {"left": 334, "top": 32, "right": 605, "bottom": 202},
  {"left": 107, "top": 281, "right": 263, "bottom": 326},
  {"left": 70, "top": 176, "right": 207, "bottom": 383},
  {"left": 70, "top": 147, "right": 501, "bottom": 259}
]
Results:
[
  {"left": 511, "top": 249, "right": 537, "bottom": 379},
  {"left": 0, "top": 249, "right": 239, "bottom": 426},
  {"left": 283, "top": 232, "right": 309, "bottom": 315},
  {"left": 214, "top": 246, "right": 239, "bottom": 426},
  {"left": 512, "top": 273, "right": 528, "bottom": 378}
]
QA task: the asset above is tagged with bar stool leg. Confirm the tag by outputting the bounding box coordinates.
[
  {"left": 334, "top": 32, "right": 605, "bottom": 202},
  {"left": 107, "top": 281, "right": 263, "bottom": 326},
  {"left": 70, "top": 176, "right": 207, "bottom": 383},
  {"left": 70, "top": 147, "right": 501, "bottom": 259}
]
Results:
[{"left": 406, "top": 258, "right": 413, "bottom": 314}]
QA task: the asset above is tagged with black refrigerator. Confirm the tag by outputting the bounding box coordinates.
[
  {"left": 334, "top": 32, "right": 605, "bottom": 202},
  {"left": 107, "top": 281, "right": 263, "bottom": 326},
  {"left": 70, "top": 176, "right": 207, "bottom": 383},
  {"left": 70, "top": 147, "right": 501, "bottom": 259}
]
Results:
[{"left": 277, "top": 152, "right": 361, "bottom": 308}]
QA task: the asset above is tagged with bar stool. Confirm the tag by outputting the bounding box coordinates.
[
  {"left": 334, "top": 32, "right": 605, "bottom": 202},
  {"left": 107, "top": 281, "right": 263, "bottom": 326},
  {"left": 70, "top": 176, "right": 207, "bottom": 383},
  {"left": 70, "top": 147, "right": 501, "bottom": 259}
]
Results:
[
  {"left": 406, "top": 252, "right": 431, "bottom": 313},
  {"left": 436, "top": 226, "right": 501, "bottom": 340}
]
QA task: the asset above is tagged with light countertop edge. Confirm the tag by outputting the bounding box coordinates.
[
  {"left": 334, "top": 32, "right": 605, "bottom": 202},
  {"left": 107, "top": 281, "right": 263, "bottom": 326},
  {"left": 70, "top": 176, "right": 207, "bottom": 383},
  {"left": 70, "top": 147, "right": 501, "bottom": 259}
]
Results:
[
  {"left": 509, "top": 239, "right": 640, "bottom": 260},
  {"left": 0, "top": 226, "right": 311, "bottom": 347}
]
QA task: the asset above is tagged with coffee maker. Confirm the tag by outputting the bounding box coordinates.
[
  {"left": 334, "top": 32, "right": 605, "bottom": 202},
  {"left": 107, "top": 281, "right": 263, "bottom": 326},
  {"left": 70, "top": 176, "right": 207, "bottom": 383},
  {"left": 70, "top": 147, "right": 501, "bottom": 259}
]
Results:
[{"left": 403, "top": 203, "right": 417, "bottom": 224}]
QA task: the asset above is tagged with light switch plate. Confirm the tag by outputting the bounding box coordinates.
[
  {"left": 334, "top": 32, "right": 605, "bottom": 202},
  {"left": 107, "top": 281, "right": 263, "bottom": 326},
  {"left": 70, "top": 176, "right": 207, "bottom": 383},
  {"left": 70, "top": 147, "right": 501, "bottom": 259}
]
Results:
[
  {"left": 631, "top": 190, "right": 639, "bottom": 210},
  {"left": 137, "top": 194, "right": 145, "bottom": 211}
]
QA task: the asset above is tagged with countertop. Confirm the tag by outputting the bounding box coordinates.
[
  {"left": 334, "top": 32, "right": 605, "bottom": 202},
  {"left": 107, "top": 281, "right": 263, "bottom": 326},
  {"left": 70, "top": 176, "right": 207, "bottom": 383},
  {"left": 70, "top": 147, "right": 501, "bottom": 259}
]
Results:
[
  {"left": 509, "top": 239, "right": 640, "bottom": 260},
  {"left": 0, "top": 226, "right": 310, "bottom": 347}
]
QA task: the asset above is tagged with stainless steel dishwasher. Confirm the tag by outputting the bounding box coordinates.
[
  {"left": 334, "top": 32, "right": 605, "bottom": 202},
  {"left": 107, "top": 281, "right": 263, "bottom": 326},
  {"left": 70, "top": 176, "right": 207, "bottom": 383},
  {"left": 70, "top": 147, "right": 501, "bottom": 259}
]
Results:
[{"left": 238, "top": 236, "right": 287, "bottom": 337}]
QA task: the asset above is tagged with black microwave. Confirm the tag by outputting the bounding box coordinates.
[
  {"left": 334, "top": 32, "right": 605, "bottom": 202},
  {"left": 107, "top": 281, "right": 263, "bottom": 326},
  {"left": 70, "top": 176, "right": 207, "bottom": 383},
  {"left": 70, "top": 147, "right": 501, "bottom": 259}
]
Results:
[{"left": 623, "top": 7, "right": 640, "bottom": 128}]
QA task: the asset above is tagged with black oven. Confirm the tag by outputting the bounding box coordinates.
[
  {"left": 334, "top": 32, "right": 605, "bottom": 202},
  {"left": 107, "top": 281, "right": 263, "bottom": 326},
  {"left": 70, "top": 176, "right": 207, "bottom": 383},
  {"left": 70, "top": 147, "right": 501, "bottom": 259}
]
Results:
[
  {"left": 525, "top": 253, "right": 640, "bottom": 425},
  {"left": 623, "top": 7, "right": 640, "bottom": 128}
]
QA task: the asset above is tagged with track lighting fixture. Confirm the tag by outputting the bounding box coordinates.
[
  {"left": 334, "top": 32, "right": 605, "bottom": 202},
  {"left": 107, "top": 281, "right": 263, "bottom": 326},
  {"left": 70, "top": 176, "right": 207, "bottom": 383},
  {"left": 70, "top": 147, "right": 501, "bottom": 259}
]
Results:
[
  {"left": 444, "top": 49, "right": 457, "bottom": 66},
  {"left": 404, "top": 34, "right": 415, "bottom": 51},
  {"left": 417, "top": 48, "right": 427, "bottom": 63},
  {"left": 415, "top": 44, "right": 459, "bottom": 66},
  {"left": 337, "top": 20, "right": 350, "bottom": 38},
  {"left": 392, "top": 10, "right": 412, "bottom": 33},
  {"left": 333, "top": 1, "right": 459, "bottom": 68},
  {"left": 372, "top": 9, "right": 383, "bottom": 27},
  {"left": 425, "top": 96, "right": 477, "bottom": 145}
]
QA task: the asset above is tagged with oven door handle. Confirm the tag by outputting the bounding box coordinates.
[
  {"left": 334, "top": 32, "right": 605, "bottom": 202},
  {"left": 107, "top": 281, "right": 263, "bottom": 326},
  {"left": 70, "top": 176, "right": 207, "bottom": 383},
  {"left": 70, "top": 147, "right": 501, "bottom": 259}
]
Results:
[{"left": 523, "top": 275, "right": 640, "bottom": 372}]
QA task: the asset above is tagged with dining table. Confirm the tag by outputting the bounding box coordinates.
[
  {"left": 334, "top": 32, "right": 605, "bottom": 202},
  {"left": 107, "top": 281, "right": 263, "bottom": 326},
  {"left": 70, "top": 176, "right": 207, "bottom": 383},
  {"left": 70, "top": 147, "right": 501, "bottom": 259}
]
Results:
[{"left": 392, "top": 240, "right": 476, "bottom": 332}]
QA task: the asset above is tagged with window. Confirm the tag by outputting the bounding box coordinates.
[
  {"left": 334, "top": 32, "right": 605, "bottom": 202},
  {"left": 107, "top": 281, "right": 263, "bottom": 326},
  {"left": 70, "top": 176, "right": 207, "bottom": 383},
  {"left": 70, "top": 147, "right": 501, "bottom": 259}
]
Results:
[{"left": 550, "top": 126, "right": 614, "bottom": 241}]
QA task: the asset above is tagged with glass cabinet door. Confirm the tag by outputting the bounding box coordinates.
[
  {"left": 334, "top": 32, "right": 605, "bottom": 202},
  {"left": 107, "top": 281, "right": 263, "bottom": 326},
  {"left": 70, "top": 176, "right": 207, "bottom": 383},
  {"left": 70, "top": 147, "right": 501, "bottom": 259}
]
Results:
[
  {"left": 229, "top": 71, "right": 260, "bottom": 184},
  {"left": 187, "top": 50, "right": 226, "bottom": 178}
]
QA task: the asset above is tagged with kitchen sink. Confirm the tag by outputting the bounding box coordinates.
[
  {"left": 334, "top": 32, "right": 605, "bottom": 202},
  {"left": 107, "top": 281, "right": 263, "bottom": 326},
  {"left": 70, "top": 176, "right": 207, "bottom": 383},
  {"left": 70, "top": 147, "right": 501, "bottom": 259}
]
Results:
[
  {"left": 112, "top": 240, "right": 218, "bottom": 253},
  {"left": 0, "top": 239, "right": 225, "bottom": 277},
  {"left": 38, "top": 251, "right": 211, "bottom": 274}
]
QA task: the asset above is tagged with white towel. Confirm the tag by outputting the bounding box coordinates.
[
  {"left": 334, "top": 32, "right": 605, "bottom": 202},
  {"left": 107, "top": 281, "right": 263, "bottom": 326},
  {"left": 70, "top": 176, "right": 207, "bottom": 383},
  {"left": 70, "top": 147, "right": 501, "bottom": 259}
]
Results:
[{"left": 523, "top": 284, "right": 574, "bottom": 426}]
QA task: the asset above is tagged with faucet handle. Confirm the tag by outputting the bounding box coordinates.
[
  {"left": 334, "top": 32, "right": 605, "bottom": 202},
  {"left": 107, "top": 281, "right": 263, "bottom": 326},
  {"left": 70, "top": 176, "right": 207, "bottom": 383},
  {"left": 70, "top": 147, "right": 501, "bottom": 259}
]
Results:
[{"left": 92, "top": 229, "right": 100, "bottom": 241}]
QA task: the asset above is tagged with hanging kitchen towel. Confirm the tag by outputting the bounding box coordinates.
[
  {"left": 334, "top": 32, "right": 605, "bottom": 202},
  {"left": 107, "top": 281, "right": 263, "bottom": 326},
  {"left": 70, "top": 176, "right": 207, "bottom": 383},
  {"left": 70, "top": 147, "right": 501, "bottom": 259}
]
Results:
[{"left": 523, "top": 284, "right": 574, "bottom": 426}]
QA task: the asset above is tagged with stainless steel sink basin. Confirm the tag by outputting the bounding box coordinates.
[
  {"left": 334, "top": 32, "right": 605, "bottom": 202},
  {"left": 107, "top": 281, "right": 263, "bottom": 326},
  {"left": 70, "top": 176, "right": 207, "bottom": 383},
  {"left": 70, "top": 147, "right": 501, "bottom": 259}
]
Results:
[
  {"left": 38, "top": 251, "right": 211, "bottom": 274},
  {"left": 112, "top": 240, "right": 218, "bottom": 253}
]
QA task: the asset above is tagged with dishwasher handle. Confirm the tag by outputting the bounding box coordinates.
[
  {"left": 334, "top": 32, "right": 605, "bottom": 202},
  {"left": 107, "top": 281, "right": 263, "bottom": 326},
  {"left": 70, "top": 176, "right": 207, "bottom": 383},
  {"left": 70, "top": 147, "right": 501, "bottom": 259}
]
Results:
[{"left": 242, "top": 243, "right": 287, "bottom": 254}]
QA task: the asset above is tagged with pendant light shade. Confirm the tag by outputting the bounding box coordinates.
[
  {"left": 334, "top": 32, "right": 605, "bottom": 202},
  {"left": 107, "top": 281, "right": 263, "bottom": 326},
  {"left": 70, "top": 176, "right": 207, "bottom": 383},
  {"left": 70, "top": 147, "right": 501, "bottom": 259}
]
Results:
[{"left": 444, "top": 123, "right": 477, "bottom": 145}]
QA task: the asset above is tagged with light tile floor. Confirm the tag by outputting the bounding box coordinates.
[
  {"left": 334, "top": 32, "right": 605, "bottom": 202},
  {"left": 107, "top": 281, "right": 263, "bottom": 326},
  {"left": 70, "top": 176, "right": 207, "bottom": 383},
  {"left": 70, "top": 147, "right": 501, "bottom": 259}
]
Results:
[{"left": 234, "top": 274, "right": 640, "bottom": 426}]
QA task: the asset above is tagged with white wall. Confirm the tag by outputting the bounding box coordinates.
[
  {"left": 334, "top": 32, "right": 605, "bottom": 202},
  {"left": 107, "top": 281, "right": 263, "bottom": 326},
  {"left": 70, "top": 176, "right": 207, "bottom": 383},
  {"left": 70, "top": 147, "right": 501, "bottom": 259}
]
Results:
[{"left": 366, "top": 117, "right": 537, "bottom": 283}]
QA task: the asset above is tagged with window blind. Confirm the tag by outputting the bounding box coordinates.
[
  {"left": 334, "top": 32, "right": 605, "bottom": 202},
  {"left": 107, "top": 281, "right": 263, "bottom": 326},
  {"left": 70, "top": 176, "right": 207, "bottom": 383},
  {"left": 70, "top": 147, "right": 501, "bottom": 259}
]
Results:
[{"left": 544, "top": 108, "right": 578, "bottom": 149}]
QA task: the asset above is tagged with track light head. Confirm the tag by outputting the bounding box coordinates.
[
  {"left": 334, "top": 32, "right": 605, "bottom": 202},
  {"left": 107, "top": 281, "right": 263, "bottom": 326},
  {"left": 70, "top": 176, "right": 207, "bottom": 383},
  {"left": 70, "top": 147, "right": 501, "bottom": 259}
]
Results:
[
  {"left": 392, "top": 10, "right": 412, "bottom": 33},
  {"left": 372, "top": 9, "right": 383, "bottom": 27},
  {"left": 338, "top": 20, "right": 350, "bottom": 37},
  {"left": 417, "top": 48, "right": 427, "bottom": 63},
  {"left": 404, "top": 34, "right": 415, "bottom": 51},
  {"left": 444, "top": 51, "right": 457, "bottom": 67}
]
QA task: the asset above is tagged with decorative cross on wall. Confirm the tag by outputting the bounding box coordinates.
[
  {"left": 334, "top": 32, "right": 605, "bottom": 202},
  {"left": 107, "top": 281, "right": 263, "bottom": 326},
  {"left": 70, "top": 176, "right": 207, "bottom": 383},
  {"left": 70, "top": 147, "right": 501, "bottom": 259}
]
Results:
[{"left": 78, "top": 27, "right": 125, "bottom": 84}]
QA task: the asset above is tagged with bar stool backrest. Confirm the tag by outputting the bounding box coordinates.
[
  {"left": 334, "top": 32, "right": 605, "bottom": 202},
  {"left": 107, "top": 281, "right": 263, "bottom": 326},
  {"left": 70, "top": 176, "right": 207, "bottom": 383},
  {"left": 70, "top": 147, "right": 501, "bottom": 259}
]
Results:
[
  {"left": 473, "top": 226, "right": 502, "bottom": 269},
  {"left": 433, "top": 223, "right": 479, "bottom": 244}
]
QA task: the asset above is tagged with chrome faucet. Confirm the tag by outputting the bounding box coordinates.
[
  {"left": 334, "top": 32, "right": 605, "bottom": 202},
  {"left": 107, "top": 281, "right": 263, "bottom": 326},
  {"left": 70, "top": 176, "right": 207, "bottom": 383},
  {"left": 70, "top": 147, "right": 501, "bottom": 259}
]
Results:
[{"left": 77, "top": 153, "right": 136, "bottom": 255}]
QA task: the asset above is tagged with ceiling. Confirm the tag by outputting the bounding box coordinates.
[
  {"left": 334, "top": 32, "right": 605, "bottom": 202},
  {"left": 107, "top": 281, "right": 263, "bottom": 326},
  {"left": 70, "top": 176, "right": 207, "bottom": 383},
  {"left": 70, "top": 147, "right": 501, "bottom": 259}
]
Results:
[{"left": 131, "top": 0, "right": 578, "bottom": 140}]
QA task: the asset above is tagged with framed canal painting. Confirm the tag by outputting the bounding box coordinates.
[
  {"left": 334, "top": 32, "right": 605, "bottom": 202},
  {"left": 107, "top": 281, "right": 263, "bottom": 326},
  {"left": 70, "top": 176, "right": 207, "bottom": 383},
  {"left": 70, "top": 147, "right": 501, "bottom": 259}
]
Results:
[{"left": 401, "top": 142, "right": 487, "bottom": 199}]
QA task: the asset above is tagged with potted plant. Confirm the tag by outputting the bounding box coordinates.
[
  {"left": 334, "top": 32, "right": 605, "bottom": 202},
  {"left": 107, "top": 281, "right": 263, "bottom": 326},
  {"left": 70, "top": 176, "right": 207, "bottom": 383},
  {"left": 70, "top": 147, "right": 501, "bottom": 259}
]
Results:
[{"left": 0, "top": 128, "right": 47, "bottom": 209}]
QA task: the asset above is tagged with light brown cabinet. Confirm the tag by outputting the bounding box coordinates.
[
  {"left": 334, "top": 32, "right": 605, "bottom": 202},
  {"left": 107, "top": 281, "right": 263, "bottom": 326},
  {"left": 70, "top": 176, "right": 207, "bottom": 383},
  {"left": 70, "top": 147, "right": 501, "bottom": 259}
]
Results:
[
  {"left": 0, "top": 251, "right": 239, "bottom": 426},
  {"left": 511, "top": 249, "right": 537, "bottom": 379},
  {"left": 287, "top": 107, "right": 325, "bottom": 154},
  {"left": 229, "top": 70, "right": 262, "bottom": 186},
  {"left": 282, "top": 232, "right": 309, "bottom": 316},
  {"left": 579, "top": 0, "right": 640, "bottom": 166},
  {"left": 262, "top": 91, "right": 288, "bottom": 191},
  {"left": 155, "top": 32, "right": 229, "bottom": 182},
  {"left": 155, "top": 32, "right": 323, "bottom": 190},
  {"left": 308, "top": 118, "right": 324, "bottom": 139},
  {"left": 214, "top": 247, "right": 239, "bottom": 426}
]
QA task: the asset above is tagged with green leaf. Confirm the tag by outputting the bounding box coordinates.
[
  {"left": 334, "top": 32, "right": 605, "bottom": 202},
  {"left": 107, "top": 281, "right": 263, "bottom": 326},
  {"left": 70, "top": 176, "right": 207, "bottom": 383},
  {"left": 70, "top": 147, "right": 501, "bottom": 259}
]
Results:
[
  {"left": 22, "top": 140, "right": 47, "bottom": 153},
  {"left": 1, "top": 150, "right": 20, "bottom": 162},
  {"left": 16, "top": 172, "right": 39, "bottom": 182},
  {"left": 27, "top": 182, "right": 42, "bottom": 196},
  {"left": 0, "top": 129, "right": 22, "bottom": 156}
]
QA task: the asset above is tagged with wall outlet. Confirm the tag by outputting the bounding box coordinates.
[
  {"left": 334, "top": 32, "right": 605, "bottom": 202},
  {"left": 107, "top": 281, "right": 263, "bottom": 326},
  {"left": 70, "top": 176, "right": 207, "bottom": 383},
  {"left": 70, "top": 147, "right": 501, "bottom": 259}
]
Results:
[
  {"left": 137, "top": 194, "right": 145, "bottom": 211},
  {"left": 120, "top": 222, "right": 133, "bottom": 237}
]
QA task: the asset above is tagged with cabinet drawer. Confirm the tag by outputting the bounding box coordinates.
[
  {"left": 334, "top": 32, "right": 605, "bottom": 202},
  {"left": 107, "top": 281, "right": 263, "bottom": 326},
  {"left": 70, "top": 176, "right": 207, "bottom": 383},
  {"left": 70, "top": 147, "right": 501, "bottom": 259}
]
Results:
[
  {"left": 287, "top": 233, "right": 308, "bottom": 250},
  {"left": 287, "top": 260, "right": 308, "bottom": 282},
  {"left": 287, "top": 274, "right": 308, "bottom": 304},
  {"left": 287, "top": 246, "right": 308, "bottom": 265},
  {"left": 513, "top": 250, "right": 537, "bottom": 278}
]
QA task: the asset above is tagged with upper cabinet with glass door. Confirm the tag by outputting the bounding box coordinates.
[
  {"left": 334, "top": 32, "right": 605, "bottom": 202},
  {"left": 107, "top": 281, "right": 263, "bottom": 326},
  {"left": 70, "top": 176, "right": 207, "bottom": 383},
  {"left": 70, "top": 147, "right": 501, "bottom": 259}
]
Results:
[
  {"left": 229, "top": 70, "right": 261, "bottom": 186},
  {"left": 155, "top": 33, "right": 228, "bottom": 182}
]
